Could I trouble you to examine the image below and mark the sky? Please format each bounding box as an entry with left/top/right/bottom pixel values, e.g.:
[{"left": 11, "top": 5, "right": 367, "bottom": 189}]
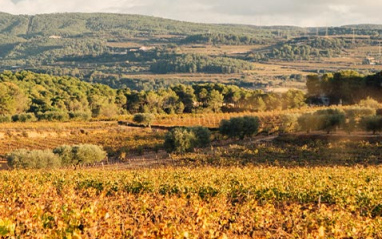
[{"left": 1, "top": 0, "right": 381, "bottom": 27}]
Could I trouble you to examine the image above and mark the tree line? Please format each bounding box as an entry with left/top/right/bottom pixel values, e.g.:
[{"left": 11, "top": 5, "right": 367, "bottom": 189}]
[
  {"left": 0, "top": 71, "right": 307, "bottom": 121},
  {"left": 124, "top": 83, "right": 306, "bottom": 114},
  {"left": 150, "top": 54, "right": 254, "bottom": 74},
  {"left": 0, "top": 71, "right": 124, "bottom": 120},
  {"left": 306, "top": 71, "right": 382, "bottom": 105},
  {"left": 247, "top": 37, "right": 352, "bottom": 62},
  {"left": 181, "top": 33, "right": 265, "bottom": 45}
]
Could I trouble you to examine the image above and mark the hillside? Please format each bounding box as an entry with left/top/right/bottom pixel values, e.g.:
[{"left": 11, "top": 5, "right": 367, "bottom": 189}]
[
  {"left": 0, "top": 12, "right": 382, "bottom": 92},
  {"left": 0, "top": 12, "right": 298, "bottom": 37}
]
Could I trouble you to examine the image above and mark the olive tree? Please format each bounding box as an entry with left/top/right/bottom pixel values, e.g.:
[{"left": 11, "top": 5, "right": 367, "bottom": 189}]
[
  {"left": 219, "top": 116, "right": 259, "bottom": 139},
  {"left": 53, "top": 144, "right": 107, "bottom": 167},
  {"left": 133, "top": 113, "right": 155, "bottom": 128},
  {"left": 7, "top": 149, "right": 61, "bottom": 169},
  {"left": 360, "top": 116, "right": 382, "bottom": 135},
  {"left": 164, "top": 126, "right": 211, "bottom": 153}
]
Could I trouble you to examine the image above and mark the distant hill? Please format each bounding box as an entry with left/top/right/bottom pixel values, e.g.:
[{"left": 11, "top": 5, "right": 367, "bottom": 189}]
[
  {"left": 0, "top": 12, "right": 305, "bottom": 69},
  {"left": 0, "top": 12, "right": 381, "bottom": 91},
  {"left": 0, "top": 12, "right": 303, "bottom": 37},
  {"left": 342, "top": 24, "right": 382, "bottom": 30}
]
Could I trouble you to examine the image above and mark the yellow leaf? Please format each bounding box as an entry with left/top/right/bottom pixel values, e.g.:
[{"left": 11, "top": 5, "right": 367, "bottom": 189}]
[{"left": 318, "top": 226, "right": 325, "bottom": 238}]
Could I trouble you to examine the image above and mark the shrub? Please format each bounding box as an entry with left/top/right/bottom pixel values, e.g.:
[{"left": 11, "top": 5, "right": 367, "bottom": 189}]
[
  {"left": 72, "top": 144, "right": 107, "bottom": 165},
  {"left": 37, "top": 111, "right": 69, "bottom": 121},
  {"left": 54, "top": 144, "right": 107, "bottom": 166},
  {"left": 314, "top": 109, "right": 346, "bottom": 134},
  {"left": 68, "top": 111, "right": 92, "bottom": 121},
  {"left": 0, "top": 115, "right": 11, "bottom": 123},
  {"left": 298, "top": 113, "right": 318, "bottom": 133},
  {"left": 12, "top": 113, "right": 37, "bottom": 122},
  {"left": 219, "top": 116, "right": 259, "bottom": 139},
  {"left": 360, "top": 116, "right": 382, "bottom": 134},
  {"left": 164, "top": 128, "right": 197, "bottom": 153},
  {"left": 133, "top": 113, "right": 155, "bottom": 127},
  {"left": 189, "top": 126, "right": 211, "bottom": 147},
  {"left": 52, "top": 145, "right": 75, "bottom": 166},
  {"left": 7, "top": 149, "right": 61, "bottom": 169},
  {"left": 279, "top": 114, "right": 299, "bottom": 133}
]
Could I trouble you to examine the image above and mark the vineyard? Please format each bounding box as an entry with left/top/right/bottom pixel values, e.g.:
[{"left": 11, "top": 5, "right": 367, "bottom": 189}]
[
  {"left": 151, "top": 107, "right": 328, "bottom": 129},
  {"left": 1, "top": 109, "right": 382, "bottom": 237},
  {"left": 0, "top": 108, "right": 313, "bottom": 157},
  {"left": 0, "top": 167, "right": 381, "bottom": 238},
  {"left": 2, "top": 11, "right": 382, "bottom": 238},
  {"left": 171, "top": 134, "right": 382, "bottom": 167},
  {"left": 0, "top": 105, "right": 376, "bottom": 163}
]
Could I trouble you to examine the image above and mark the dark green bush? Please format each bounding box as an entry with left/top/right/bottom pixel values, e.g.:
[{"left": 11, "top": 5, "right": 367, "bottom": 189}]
[
  {"left": 164, "top": 126, "right": 211, "bottom": 153},
  {"left": 360, "top": 116, "right": 382, "bottom": 134},
  {"left": 189, "top": 126, "right": 211, "bottom": 147},
  {"left": 164, "top": 127, "right": 197, "bottom": 153},
  {"left": 12, "top": 113, "right": 37, "bottom": 122},
  {"left": 133, "top": 113, "right": 155, "bottom": 127},
  {"left": 37, "top": 111, "right": 69, "bottom": 121},
  {"left": 219, "top": 116, "right": 259, "bottom": 139},
  {"left": 7, "top": 149, "right": 61, "bottom": 169}
]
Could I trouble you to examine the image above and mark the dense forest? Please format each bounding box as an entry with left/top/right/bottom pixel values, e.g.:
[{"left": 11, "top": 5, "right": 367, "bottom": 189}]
[
  {"left": 0, "top": 71, "right": 122, "bottom": 120},
  {"left": 247, "top": 37, "right": 354, "bottom": 61},
  {"left": 150, "top": 54, "right": 254, "bottom": 74},
  {"left": 181, "top": 33, "right": 267, "bottom": 45}
]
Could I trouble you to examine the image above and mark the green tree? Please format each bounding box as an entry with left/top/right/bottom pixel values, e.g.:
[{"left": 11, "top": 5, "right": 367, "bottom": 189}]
[
  {"left": 189, "top": 126, "right": 211, "bottom": 147},
  {"left": 360, "top": 116, "right": 382, "bottom": 135},
  {"left": 298, "top": 113, "right": 319, "bottom": 133},
  {"left": 7, "top": 149, "right": 61, "bottom": 169},
  {"left": 219, "top": 116, "right": 259, "bottom": 139},
  {"left": 164, "top": 127, "right": 197, "bottom": 153},
  {"left": 306, "top": 75, "right": 321, "bottom": 97},
  {"left": 282, "top": 89, "right": 306, "bottom": 110},
  {"left": 280, "top": 114, "right": 299, "bottom": 133},
  {"left": 53, "top": 144, "right": 107, "bottom": 167},
  {"left": 314, "top": 109, "right": 346, "bottom": 134},
  {"left": 133, "top": 113, "right": 155, "bottom": 127},
  {"left": 0, "top": 82, "right": 29, "bottom": 115},
  {"left": 207, "top": 90, "right": 224, "bottom": 112},
  {"left": 164, "top": 126, "right": 211, "bottom": 153}
]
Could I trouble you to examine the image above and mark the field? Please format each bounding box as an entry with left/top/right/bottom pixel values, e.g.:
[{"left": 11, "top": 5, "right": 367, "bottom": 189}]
[
  {"left": 2, "top": 13, "right": 382, "bottom": 238},
  {"left": 1, "top": 109, "right": 382, "bottom": 237},
  {"left": 1, "top": 167, "right": 382, "bottom": 238},
  {"left": 0, "top": 107, "right": 325, "bottom": 159},
  {"left": 98, "top": 38, "right": 382, "bottom": 93},
  {"left": 0, "top": 121, "right": 167, "bottom": 171}
]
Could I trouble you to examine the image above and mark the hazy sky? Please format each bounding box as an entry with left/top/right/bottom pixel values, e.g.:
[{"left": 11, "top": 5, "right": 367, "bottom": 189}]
[{"left": 1, "top": 0, "right": 382, "bottom": 27}]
